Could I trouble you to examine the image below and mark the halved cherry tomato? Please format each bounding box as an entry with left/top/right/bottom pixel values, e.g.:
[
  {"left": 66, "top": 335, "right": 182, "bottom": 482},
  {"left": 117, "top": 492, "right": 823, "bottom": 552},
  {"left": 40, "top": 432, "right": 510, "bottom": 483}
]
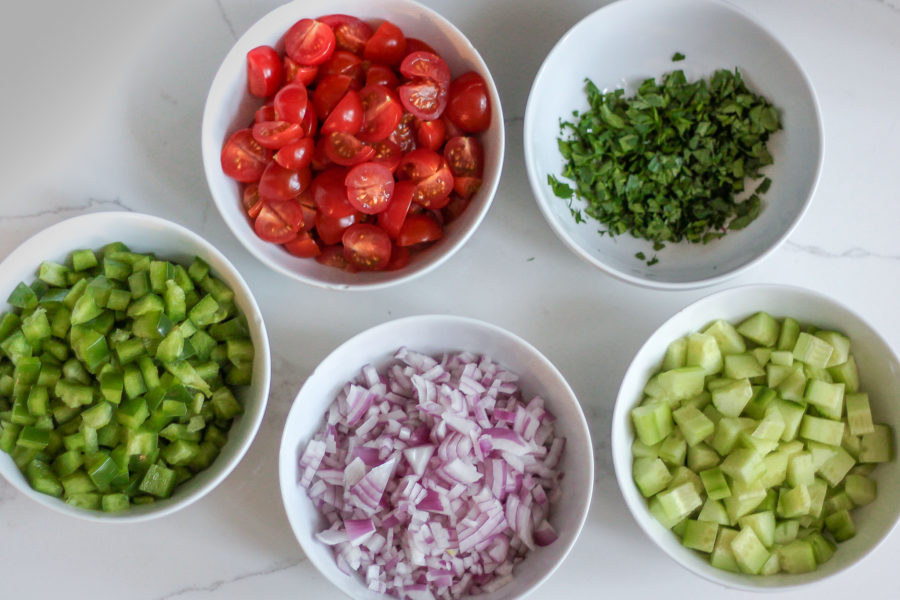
[
  {"left": 345, "top": 162, "right": 395, "bottom": 214},
  {"left": 323, "top": 131, "right": 375, "bottom": 166},
  {"left": 321, "top": 89, "right": 364, "bottom": 135},
  {"left": 300, "top": 102, "right": 318, "bottom": 138},
  {"left": 283, "top": 230, "right": 321, "bottom": 257},
  {"left": 221, "top": 129, "right": 270, "bottom": 182},
  {"left": 370, "top": 139, "right": 402, "bottom": 172},
  {"left": 258, "top": 162, "right": 311, "bottom": 202},
  {"left": 358, "top": 85, "right": 403, "bottom": 143},
  {"left": 297, "top": 190, "right": 317, "bottom": 231},
  {"left": 446, "top": 71, "right": 491, "bottom": 133},
  {"left": 383, "top": 244, "right": 410, "bottom": 270},
  {"left": 251, "top": 120, "right": 305, "bottom": 149},
  {"left": 318, "top": 14, "right": 373, "bottom": 55},
  {"left": 319, "top": 50, "right": 364, "bottom": 86},
  {"left": 284, "top": 57, "right": 318, "bottom": 86},
  {"left": 400, "top": 51, "right": 450, "bottom": 88},
  {"left": 364, "top": 21, "right": 406, "bottom": 65},
  {"left": 378, "top": 179, "right": 414, "bottom": 238},
  {"left": 316, "top": 244, "right": 357, "bottom": 271},
  {"left": 315, "top": 211, "right": 359, "bottom": 245},
  {"left": 396, "top": 148, "right": 442, "bottom": 181},
  {"left": 365, "top": 63, "right": 399, "bottom": 88},
  {"left": 274, "top": 83, "right": 309, "bottom": 124},
  {"left": 441, "top": 193, "right": 470, "bottom": 223},
  {"left": 310, "top": 167, "right": 349, "bottom": 209},
  {"left": 415, "top": 118, "right": 446, "bottom": 151},
  {"left": 255, "top": 102, "right": 277, "bottom": 123},
  {"left": 313, "top": 74, "right": 355, "bottom": 118},
  {"left": 443, "top": 136, "right": 484, "bottom": 177},
  {"left": 412, "top": 163, "right": 454, "bottom": 209},
  {"left": 342, "top": 223, "right": 392, "bottom": 270},
  {"left": 404, "top": 38, "right": 436, "bottom": 56},
  {"left": 284, "top": 19, "right": 336, "bottom": 66},
  {"left": 398, "top": 79, "right": 448, "bottom": 120},
  {"left": 254, "top": 199, "right": 303, "bottom": 243},
  {"left": 397, "top": 213, "right": 443, "bottom": 246},
  {"left": 242, "top": 183, "right": 263, "bottom": 219},
  {"left": 274, "top": 137, "right": 315, "bottom": 170},
  {"left": 247, "top": 46, "right": 283, "bottom": 98},
  {"left": 453, "top": 176, "right": 482, "bottom": 200},
  {"left": 389, "top": 112, "right": 417, "bottom": 152}
]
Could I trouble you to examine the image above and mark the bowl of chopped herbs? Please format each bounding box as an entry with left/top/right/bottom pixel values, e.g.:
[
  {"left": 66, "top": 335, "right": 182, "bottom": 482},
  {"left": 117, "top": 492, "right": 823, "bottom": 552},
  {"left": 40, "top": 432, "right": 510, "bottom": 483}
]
[{"left": 524, "top": 0, "right": 823, "bottom": 289}]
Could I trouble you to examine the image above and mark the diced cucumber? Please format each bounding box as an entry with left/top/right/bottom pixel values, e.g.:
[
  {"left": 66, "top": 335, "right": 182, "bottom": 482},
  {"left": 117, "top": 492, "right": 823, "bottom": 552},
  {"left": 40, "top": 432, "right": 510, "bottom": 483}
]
[
  {"left": 737, "top": 312, "right": 779, "bottom": 348},
  {"left": 657, "top": 366, "right": 707, "bottom": 401},
  {"left": 845, "top": 393, "right": 874, "bottom": 436},
  {"left": 859, "top": 424, "right": 893, "bottom": 463},
  {"left": 778, "top": 539, "right": 817, "bottom": 574},
  {"left": 824, "top": 509, "right": 855, "bottom": 542},
  {"left": 731, "top": 526, "right": 770, "bottom": 574},
  {"left": 682, "top": 519, "right": 719, "bottom": 553},
  {"left": 843, "top": 473, "right": 877, "bottom": 507},
  {"left": 633, "top": 457, "right": 672, "bottom": 498},
  {"left": 686, "top": 333, "right": 723, "bottom": 375},
  {"left": 710, "top": 527, "right": 741, "bottom": 573},
  {"left": 700, "top": 467, "right": 731, "bottom": 501},
  {"left": 631, "top": 401, "right": 673, "bottom": 446},
  {"left": 711, "top": 378, "right": 753, "bottom": 418},
  {"left": 724, "top": 353, "right": 765, "bottom": 379},
  {"left": 672, "top": 405, "right": 715, "bottom": 447},
  {"left": 792, "top": 333, "right": 833, "bottom": 369},
  {"left": 738, "top": 511, "right": 776, "bottom": 548},
  {"left": 662, "top": 337, "right": 687, "bottom": 370}
]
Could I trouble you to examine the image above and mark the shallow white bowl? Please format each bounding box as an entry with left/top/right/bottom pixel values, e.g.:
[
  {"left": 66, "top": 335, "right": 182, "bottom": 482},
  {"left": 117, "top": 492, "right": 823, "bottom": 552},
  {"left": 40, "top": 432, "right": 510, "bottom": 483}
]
[
  {"left": 279, "top": 315, "right": 593, "bottom": 599},
  {"left": 524, "top": 0, "right": 823, "bottom": 290},
  {"left": 611, "top": 284, "right": 900, "bottom": 590},
  {"left": 202, "top": 0, "right": 504, "bottom": 291},
  {"left": 0, "top": 211, "right": 271, "bottom": 523}
]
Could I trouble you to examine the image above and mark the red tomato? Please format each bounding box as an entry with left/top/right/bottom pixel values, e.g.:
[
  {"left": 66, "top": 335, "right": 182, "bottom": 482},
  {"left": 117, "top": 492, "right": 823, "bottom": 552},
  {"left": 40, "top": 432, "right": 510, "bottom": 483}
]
[
  {"left": 389, "top": 112, "right": 417, "bottom": 152},
  {"left": 284, "top": 19, "right": 336, "bottom": 66},
  {"left": 397, "top": 213, "right": 443, "bottom": 247},
  {"left": 384, "top": 244, "right": 410, "bottom": 270},
  {"left": 446, "top": 71, "right": 491, "bottom": 133},
  {"left": 315, "top": 212, "right": 359, "bottom": 246},
  {"left": 358, "top": 85, "right": 403, "bottom": 143},
  {"left": 398, "top": 79, "right": 448, "bottom": 120},
  {"left": 342, "top": 224, "right": 392, "bottom": 270},
  {"left": 283, "top": 230, "right": 321, "bottom": 257},
  {"left": 453, "top": 176, "right": 482, "bottom": 200},
  {"left": 284, "top": 57, "right": 318, "bottom": 86},
  {"left": 322, "top": 131, "right": 375, "bottom": 166},
  {"left": 364, "top": 21, "right": 407, "bottom": 66},
  {"left": 370, "top": 139, "right": 402, "bottom": 172},
  {"left": 310, "top": 167, "right": 349, "bottom": 209},
  {"left": 254, "top": 199, "right": 303, "bottom": 244},
  {"left": 415, "top": 118, "right": 446, "bottom": 151},
  {"left": 318, "top": 14, "right": 373, "bottom": 55},
  {"left": 412, "top": 163, "right": 454, "bottom": 209},
  {"left": 405, "top": 38, "right": 436, "bottom": 56},
  {"left": 297, "top": 191, "right": 317, "bottom": 231},
  {"left": 345, "top": 162, "right": 395, "bottom": 214},
  {"left": 274, "top": 83, "right": 309, "bottom": 124},
  {"left": 365, "top": 63, "right": 399, "bottom": 88},
  {"left": 400, "top": 52, "right": 450, "bottom": 88},
  {"left": 441, "top": 113, "right": 465, "bottom": 139},
  {"left": 441, "top": 193, "right": 470, "bottom": 223},
  {"left": 300, "top": 101, "right": 318, "bottom": 138},
  {"left": 316, "top": 244, "right": 357, "bottom": 271},
  {"left": 378, "top": 179, "right": 414, "bottom": 238},
  {"left": 258, "top": 162, "right": 311, "bottom": 202},
  {"left": 319, "top": 50, "right": 364, "bottom": 86},
  {"left": 397, "top": 148, "right": 442, "bottom": 181},
  {"left": 247, "top": 46, "right": 283, "bottom": 98},
  {"left": 221, "top": 129, "right": 271, "bottom": 182},
  {"left": 255, "top": 102, "right": 277, "bottom": 123},
  {"left": 251, "top": 120, "right": 305, "bottom": 149},
  {"left": 443, "top": 136, "right": 484, "bottom": 177},
  {"left": 321, "top": 89, "right": 364, "bottom": 135},
  {"left": 313, "top": 74, "right": 355, "bottom": 118},
  {"left": 274, "top": 137, "right": 315, "bottom": 170},
  {"left": 242, "top": 184, "right": 263, "bottom": 219}
]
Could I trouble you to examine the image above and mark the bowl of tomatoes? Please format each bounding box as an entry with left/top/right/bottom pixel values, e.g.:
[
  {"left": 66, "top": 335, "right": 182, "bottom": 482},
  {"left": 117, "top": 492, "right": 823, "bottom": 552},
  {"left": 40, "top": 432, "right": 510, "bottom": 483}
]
[{"left": 202, "top": 0, "right": 504, "bottom": 290}]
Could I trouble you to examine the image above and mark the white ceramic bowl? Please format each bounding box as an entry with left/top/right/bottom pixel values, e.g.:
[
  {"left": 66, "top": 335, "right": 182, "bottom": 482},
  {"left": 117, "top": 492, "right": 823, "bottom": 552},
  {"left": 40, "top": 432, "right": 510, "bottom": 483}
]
[
  {"left": 611, "top": 284, "right": 900, "bottom": 590},
  {"left": 279, "top": 315, "right": 593, "bottom": 599},
  {"left": 202, "top": 0, "right": 504, "bottom": 291},
  {"left": 0, "top": 211, "right": 271, "bottom": 522},
  {"left": 524, "top": 0, "right": 823, "bottom": 290}
]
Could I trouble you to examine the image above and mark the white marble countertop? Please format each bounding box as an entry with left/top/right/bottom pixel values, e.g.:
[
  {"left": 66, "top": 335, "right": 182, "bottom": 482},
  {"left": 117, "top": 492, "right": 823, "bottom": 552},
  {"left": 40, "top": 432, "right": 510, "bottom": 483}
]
[{"left": 1, "top": 0, "right": 899, "bottom": 598}]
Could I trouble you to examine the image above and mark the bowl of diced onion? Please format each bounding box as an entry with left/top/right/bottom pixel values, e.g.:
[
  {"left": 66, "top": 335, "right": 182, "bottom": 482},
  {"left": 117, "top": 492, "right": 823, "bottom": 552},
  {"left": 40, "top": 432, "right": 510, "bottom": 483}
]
[
  {"left": 611, "top": 284, "right": 900, "bottom": 590},
  {"left": 278, "top": 314, "right": 593, "bottom": 599}
]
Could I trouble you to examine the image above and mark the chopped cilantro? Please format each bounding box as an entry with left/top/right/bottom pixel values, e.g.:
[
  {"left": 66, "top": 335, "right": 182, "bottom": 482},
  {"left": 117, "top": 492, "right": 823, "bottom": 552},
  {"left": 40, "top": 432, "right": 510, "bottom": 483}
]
[{"left": 672, "top": 51, "right": 686, "bottom": 61}]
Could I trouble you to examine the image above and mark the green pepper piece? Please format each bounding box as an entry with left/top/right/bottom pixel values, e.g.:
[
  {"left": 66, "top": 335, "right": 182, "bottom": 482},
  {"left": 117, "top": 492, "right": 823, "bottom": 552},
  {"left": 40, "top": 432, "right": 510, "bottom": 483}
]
[
  {"left": 17, "top": 426, "right": 51, "bottom": 450},
  {"left": 8, "top": 282, "right": 38, "bottom": 310},
  {"left": 101, "top": 493, "right": 130, "bottom": 512},
  {"left": 149, "top": 261, "right": 175, "bottom": 294},
  {"left": 71, "top": 249, "right": 99, "bottom": 272},
  {"left": 210, "top": 388, "right": 243, "bottom": 420},
  {"left": 164, "top": 280, "right": 186, "bottom": 323},
  {"left": 117, "top": 396, "right": 149, "bottom": 429},
  {"left": 163, "top": 360, "right": 211, "bottom": 397},
  {"left": 155, "top": 328, "right": 184, "bottom": 363},
  {"left": 26, "top": 458, "right": 63, "bottom": 497},
  {"left": 51, "top": 449, "right": 84, "bottom": 478},
  {"left": 0, "top": 312, "right": 21, "bottom": 341},
  {"left": 128, "top": 270, "right": 151, "bottom": 300},
  {"left": 54, "top": 379, "right": 94, "bottom": 408},
  {"left": 38, "top": 261, "right": 70, "bottom": 287},
  {"left": 106, "top": 288, "right": 132, "bottom": 312},
  {"left": 81, "top": 401, "right": 113, "bottom": 429},
  {"left": 122, "top": 364, "right": 146, "bottom": 399},
  {"left": 99, "top": 370, "right": 124, "bottom": 405},
  {"left": 187, "top": 257, "right": 210, "bottom": 283},
  {"left": 103, "top": 258, "right": 131, "bottom": 282},
  {"left": 72, "top": 326, "right": 110, "bottom": 373},
  {"left": 26, "top": 385, "right": 50, "bottom": 417},
  {"left": 139, "top": 463, "right": 176, "bottom": 498},
  {"left": 70, "top": 293, "right": 103, "bottom": 325}
]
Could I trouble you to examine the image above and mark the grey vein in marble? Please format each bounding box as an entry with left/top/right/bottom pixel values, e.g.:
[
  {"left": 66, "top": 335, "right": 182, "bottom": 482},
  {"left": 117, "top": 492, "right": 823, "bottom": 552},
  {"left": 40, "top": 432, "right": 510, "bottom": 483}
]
[
  {"left": 786, "top": 240, "right": 900, "bottom": 261},
  {"left": 214, "top": 0, "right": 238, "bottom": 39},
  {"left": 154, "top": 558, "right": 304, "bottom": 600},
  {"left": 1, "top": 197, "right": 134, "bottom": 221}
]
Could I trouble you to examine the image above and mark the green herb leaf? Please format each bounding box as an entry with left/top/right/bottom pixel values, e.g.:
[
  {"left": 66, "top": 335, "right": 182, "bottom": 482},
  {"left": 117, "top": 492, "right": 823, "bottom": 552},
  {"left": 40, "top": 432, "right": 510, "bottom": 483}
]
[{"left": 672, "top": 51, "right": 686, "bottom": 62}]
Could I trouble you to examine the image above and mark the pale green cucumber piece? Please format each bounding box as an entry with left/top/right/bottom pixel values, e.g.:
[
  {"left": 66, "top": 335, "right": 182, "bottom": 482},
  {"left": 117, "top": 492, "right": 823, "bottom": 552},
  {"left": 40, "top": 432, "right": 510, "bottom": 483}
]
[
  {"left": 703, "top": 319, "right": 746, "bottom": 355},
  {"left": 686, "top": 333, "right": 722, "bottom": 375},
  {"left": 658, "top": 429, "right": 687, "bottom": 467},
  {"left": 774, "top": 520, "right": 800, "bottom": 544},
  {"left": 859, "top": 424, "right": 893, "bottom": 463},
  {"left": 824, "top": 509, "right": 855, "bottom": 542},
  {"left": 828, "top": 355, "right": 859, "bottom": 393},
  {"left": 720, "top": 448, "right": 765, "bottom": 483},
  {"left": 842, "top": 429, "right": 861, "bottom": 460},
  {"left": 818, "top": 446, "right": 855, "bottom": 487},
  {"left": 766, "top": 363, "right": 792, "bottom": 388},
  {"left": 698, "top": 497, "right": 730, "bottom": 526},
  {"left": 700, "top": 467, "right": 731, "bottom": 500},
  {"left": 739, "top": 430, "right": 778, "bottom": 456},
  {"left": 631, "top": 401, "right": 673, "bottom": 446},
  {"left": 815, "top": 330, "right": 850, "bottom": 368},
  {"left": 744, "top": 386, "right": 777, "bottom": 420},
  {"left": 682, "top": 518, "right": 718, "bottom": 553},
  {"left": 737, "top": 312, "right": 779, "bottom": 348},
  {"left": 750, "top": 348, "right": 771, "bottom": 369},
  {"left": 648, "top": 496, "right": 683, "bottom": 529},
  {"left": 642, "top": 375, "right": 667, "bottom": 399},
  {"left": 760, "top": 550, "right": 781, "bottom": 575},
  {"left": 758, "top": 450, "right": 789, "bottom": 489},
  {"left": 752, "top": 408, "right": 786, "bottom": 442},
  {"left": 806, "top": 441, "right": 837, "bottom": 469},
  {"left": 672, "top": 518, "right": 689, "bottom": 538},
  {"left": 724, "top": 480, "right": 767, "bottom": 523},
  {"left": 777, "top": 317, "right": 800, "bottom": 352},
  {"left": 712, "top": 417, "right": 756, "bottom": 456},
  {"left": 807, "top": 478, "right": 828, "bottom": 518},
  {"left": 658, "top": 481, "right": 703, "bottom": 522},
  {"left": 776, "top": 366, "right": 808, "bottom": 402},
  {"left": 672, "top": 405, "right": 715, "bottom": 447},
  {"left": 769, "top": 350, "right": 793, "bottom": 367},
  {"left": 711, "top": 378, "right": 753, "bottom": 417},
  {"left": 824, "top": 491, "right": 854, "bottom": 516},
  {"left": 657, "top": 366, "right": 707, "bottom": 401},
  {"left": 724, "top": 353, "right": 765, "bottom": 379},
  {"left": 777, "top": 485, "right": 811, "bottom": 519},
  {"left": 731, "top": 526, "right": 771, "bottom": 574},
  {"left": 687, "top": 442, "right": 721, "bottom": 472},
  {"left": 803, "top": 379, "right": 844, "bottom": 421},
  {"left": 806, "top": 532, "right": 836, "bottom": 565},
  {"left": 631, "top": 438, "right": 660, "bottom": 459},
  {"left": 701, "top": 403, "right": 723, "bottom": 427},
  {"left": 738, "top": 510, "right": 776, "bottom": 547},
  {"left": 844, "top": 473, "right": 877, "bottom": 506},
  {"left": 684, "top": 391, "right": 711, "bottom": 412},
  {"left": 787, "top": 452, "right": 815, "bottom": 487},
  {"left": 792, "top": 332, "right": 833, "bottom": 369},
  {"left": 845, "top": 392, "right": 874, "bottom": 436},
  {"left": 662, "top": 337, "right": 687, "bottom": 370},
  {"left": 710, "top": 527, "right": 741, "bottom": 573},
  {"left": 778, "top": 539, "right": 817, "bottom": 574},
  {"left": 799, "top": 415, "right": 844, "bottom": 446},
  {"left": 666, "top": 466, "right": 704, "bottom": 496}
]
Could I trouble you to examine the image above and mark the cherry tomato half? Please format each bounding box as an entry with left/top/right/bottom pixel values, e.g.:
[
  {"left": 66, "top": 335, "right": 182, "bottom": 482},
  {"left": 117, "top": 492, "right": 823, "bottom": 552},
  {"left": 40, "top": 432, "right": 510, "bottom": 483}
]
[
  {"left": 321, "top": 89, "right": 364, "bottom": 136},
  {"left": 364, "top": 21, "right": 407, "bottom": 66},
  {"left": 400, "top": 51, "right": 451, "bottom": 88},
  {"left": 251, "top": 120, "right": 305, "bottom": 149},
  {"left": 283, "top": 230, "right": 321, "bottom": 257},
  {"left": 378, "top": 179, "right": 414, "bottom": 238},
  {"left": 358, "top": 85, "right": 403, "bottom": 143},
  {"left": 258, "top": 162, "right": 311, "bottom": 202},
  {"left": 284, "top": 19, "right": 336, "bottom": 66},
  {"left": 443, "top": 136, "right": 484, "bottom": 177},
  {"left": 284, "top": 57, "right": 318, "bottom": 86},
  {"left": 398, "top": 78, "right": 448, "bottom": 121},
  {"left": 446, "top": 71, "right": 491, "bottom": 133},
  {"left": 274, "top": 83, "right": 309, "bottom": 124},
  {"left": 415, "top": 118, "right": 446, "bottom": 152},
  {"left": 318, "top": 14, "right": 373, "bottom": 55},
  {"left": 242, "top": 183, "right": 263, "bottom": 219},
  {"left": 345, "top": 162, "right": 395, "bottom": 214},
  {"left": 397, "top": 213, "right": 443, "bottom": 247},
  {"left": 247, "top": 45, "right": 283, "bottom": 98},
  {"left": 254, "top": 199, "right": 304, "bottom": 244},
  {"left": 323, "top": 131, "right": 375, "bottom": 166},
  {"left": 274, "top": 137, "right": 315, "bottom": 170},
  {"left": 221, "top": 129, "right": 271, "bottom": 182},
  {"left": 342, "top": 223, "right": 392, "bottom": 270}
]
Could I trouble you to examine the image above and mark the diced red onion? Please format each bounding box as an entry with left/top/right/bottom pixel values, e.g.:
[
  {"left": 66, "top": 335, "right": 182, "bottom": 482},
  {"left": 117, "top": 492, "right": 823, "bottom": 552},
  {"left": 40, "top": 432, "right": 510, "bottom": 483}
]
[{"left": 297, "top": 348, "right": 565, "bottom": 599}]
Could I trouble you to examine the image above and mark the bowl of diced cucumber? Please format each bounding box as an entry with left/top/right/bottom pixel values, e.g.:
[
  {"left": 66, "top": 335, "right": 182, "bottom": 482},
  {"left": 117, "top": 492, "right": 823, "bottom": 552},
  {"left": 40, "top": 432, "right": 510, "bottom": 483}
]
[
  {"left": 0, "top": 211, "right": 271, "bottom": 522},
  {"left": 611, "top": 284, "right": 899, "bottom": 590}
]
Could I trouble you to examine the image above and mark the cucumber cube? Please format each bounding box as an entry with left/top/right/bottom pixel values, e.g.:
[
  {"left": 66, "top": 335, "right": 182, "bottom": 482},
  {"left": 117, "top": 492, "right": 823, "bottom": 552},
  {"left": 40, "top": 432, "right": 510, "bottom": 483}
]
[
  {"left": 824, "top": 509, "right": 856, "bottom": 542},
  {"left": 698, "top": 498, "right": 730, "bottom": 526},
  {"left": 731, "top": 526, "right": 770, "bottom": 574},
  {"left": 710, "top": 527, "right": 741, "bottom": 573},
  {"left": 777, "top": 485, "right": 811, "bottom": 519},
  {"left": 703, "top": 319, "right": 747, "bottom": 355},
  {"left": 803, "top": 379, "right": 844, "bottom": 421},
  {"left": 658, "top": 482, "right": 703, "bottom": 522},
  {"left": 682, "top": 519, "right": 719, "bottom": 553},
  {"left": 738, "top": 510, "right": 776, "bottom": 548},
  {"left": 700, "top": 467, "right": 731, "bottom": 500},
  {"left": 658, "top": 430, "right": 687, "bottom": 467},
  {"left": 725, "top": 480, "right": 767, "bottom": 523},
  {"left": 631, "top": 402, "right": 673, "bottom": 446},
  {"left": 828, "top": 355, "right": 859, "bottom": 393},
  {"left": 686, "top": 332, "right": 723, "bottom": 375},
  {"left": 818, "top": 446, "right": 856, "bottom": 487},
  {"left": 662, "top": 337, "right": 687, "bottom": 370},
  {"left": 806, "top": 532, "right": 836, "bottom": 565},
  {"left": 712, "top": 417, "right": 756, "bottom": 456},
  {"left": 774, "top": 519, "right": 800, "bottom": 544},
  {"left": 724, "top": 353, "right": 765, "bottom": 379},
  {"left": 672, "top": 405, "right": 715, "bottom": 447},
  {"left": 814, "top": 330, "right": 850, "bottom": 368},
  {"left": 859, "top": 424, "right": 893, "bottom": 463},
  {"left": 845, "top": 392, "right": 874, "bottom": 436},
  {"left": 657, "top": 366, "right": 707, "bottom": 401},
  {"left": 711, "top": 378, "right": 753, "bottom": 417},
  {"left": 687, "top": 442, "right": 721, "bottom": 472},
  {"left": 844, "top": 473, "right": 877, "bottom": 507},
  {"left": 633, "top": 457, "right": 672, "bottom": 497},
  {"left": 737, "top": 312, "right": 779, "bottom": 347},
  {"left": 778, "top": 539, "right": 817, "bottom": 574},
  {"left": 792, "top": 332, "right": 833, "bottom": 369},
  {"left": 799, "top": 415, "right": 844, "bottom": 446},
  {"left": 720, "top": 448, "right": 764, "bottom": 483}
]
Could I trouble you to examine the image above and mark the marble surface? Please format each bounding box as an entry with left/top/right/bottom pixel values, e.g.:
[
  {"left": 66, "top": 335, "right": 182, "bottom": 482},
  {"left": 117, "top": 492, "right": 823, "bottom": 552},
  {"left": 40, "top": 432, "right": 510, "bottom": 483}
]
[{"left": 1, "top": 0, "right": 899, "bottom": 598}]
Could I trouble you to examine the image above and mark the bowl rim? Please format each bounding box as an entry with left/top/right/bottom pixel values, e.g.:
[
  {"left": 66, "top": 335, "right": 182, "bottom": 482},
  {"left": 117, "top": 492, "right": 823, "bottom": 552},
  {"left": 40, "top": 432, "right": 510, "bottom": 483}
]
[
  {"left": 201, "top": 0, "right": 506, "bottom": 292},
  {"left": 0, "top": 210, "right": 272, "bottom": 523},
  {"left": 523, "top": 0, "right": 825, "bottom": 291},
  {"left": 278, "top": 313, "right": 594, "bottom": 598},
  {"left": 610, "top": 283, "right": 900, "bottom": 590}
]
